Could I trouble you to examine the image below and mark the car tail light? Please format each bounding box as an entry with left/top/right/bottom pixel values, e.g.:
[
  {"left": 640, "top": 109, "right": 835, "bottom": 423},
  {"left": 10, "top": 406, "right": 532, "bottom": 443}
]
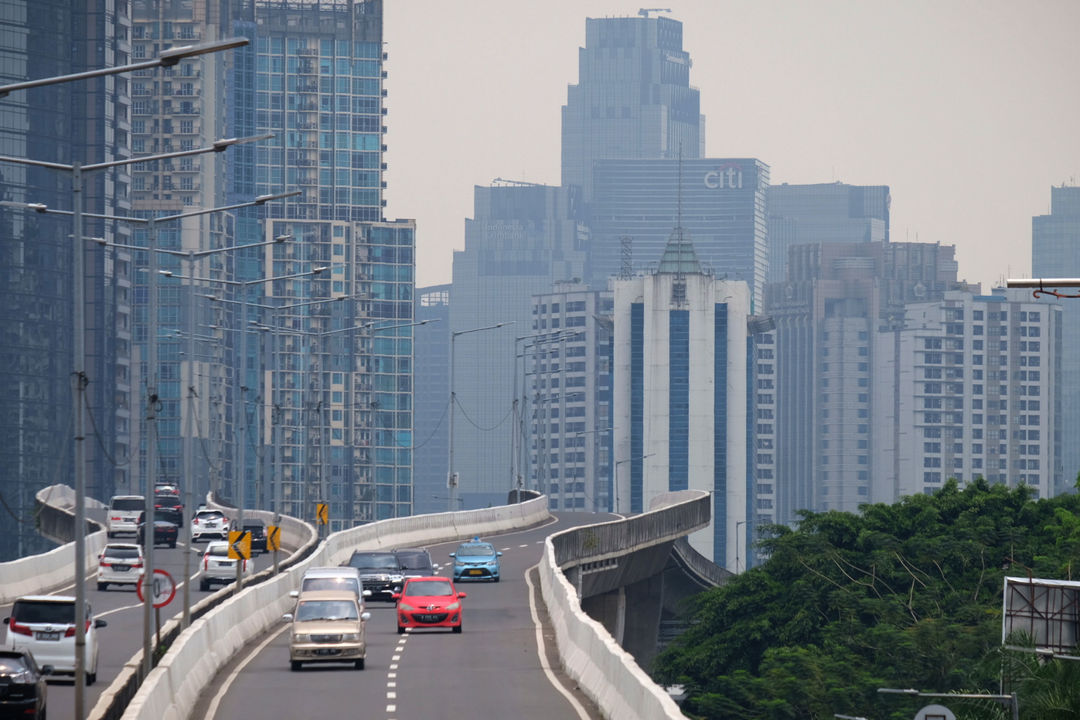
[
  {"left": 110, "top": 516, "right": 121, "bottom": 522},
  {"left": 133, "top": 561, "right": 144, "bottom": 569},
  {"left": 203, "top": 556, "right": 209, "bottom": 572},
  {"left": 63, "top": 621, "right": 92, "bottom": 638},
  {"left": 100, "top": 561, "right": 111, "bottom": 568},
  {"left": 8, "top": 620, "right": 32, "bottom": 636},
  {"left": 193, "top": 517, "right": 200, "bottom": 525},
  {"left": 154, "top": 504, "right": 162, "bottom": 509},
  {"left": 242, "top": 558, "right": 247, "bottom": 572}
]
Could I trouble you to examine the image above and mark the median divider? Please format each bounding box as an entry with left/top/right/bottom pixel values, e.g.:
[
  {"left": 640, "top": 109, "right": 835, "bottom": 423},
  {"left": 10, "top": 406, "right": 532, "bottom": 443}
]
[{"left": 120, "top": 498, "right": 551, "bottom": 720}]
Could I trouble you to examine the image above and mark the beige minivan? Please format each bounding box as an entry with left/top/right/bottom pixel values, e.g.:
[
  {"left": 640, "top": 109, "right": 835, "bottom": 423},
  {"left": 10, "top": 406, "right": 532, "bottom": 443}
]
[{"left": 283, "top": 590, "right": 370, "bottom": 671}]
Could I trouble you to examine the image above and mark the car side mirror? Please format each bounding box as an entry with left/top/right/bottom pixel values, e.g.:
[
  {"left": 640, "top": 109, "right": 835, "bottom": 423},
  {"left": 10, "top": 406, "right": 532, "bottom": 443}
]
[
  {"left": 2, "top": 617, "right": 8, "bottom": 625},
  {"left": 458, "top": 592, "right": 467, "bottom": 599},
  {"left": 362, "top": 589, "right": 372, "bottom": 598},
  {"left": 41, "top": 665, "right": 53, "bottom": 676},
  {"left": 448, "top": 552, "right": 456, "bottom": 558},
  {"left": 391, "top": 593, "right": 401, "bottom": 601},
  {"left": 282, "top": 613, "right": 294, "bottom": 622},
  {"left": 496, "top": 551, "right": 503, "bottom": 556},
  {"left": 289, "top": 590, "right": 299, "bottom": 599},
  {"left": 95, "top": 619, "right": 107, "bottom": 628},
  {"left": 360, "top": 612, "right": 371, "bottom": 621}
]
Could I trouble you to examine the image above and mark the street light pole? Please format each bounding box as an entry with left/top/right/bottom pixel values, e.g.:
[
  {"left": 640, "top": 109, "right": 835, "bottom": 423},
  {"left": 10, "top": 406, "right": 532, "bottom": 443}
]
[
  {"left": 735, "top": 519, "right": 746, "bottom": 574},
  {"left": 878, "top": 687, "right": 1019, "bottom": 720},
  {"left": 614, "top": 453, "right": 655, "bottom": 514},
  {"left": 447, "top": 322, "right": 514, "bottom": 512}
]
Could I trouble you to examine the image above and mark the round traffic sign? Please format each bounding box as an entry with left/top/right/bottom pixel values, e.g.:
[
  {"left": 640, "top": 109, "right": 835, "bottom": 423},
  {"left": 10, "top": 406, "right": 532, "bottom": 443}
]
[{"left": 136, "top": 568, "right": 177, "bottom": 608}]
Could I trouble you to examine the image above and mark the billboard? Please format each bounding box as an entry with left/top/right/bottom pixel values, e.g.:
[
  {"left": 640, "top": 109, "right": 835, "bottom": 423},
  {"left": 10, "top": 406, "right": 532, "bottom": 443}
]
[{"left": 1002, "top": 576, "right": 1080, "bottom": 653}]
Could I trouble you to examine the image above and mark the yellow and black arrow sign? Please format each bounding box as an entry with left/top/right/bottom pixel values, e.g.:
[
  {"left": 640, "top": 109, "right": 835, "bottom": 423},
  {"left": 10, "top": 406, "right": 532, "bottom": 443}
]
[
  {"left": 316, "top": 503, "right": 328, "bottom": 525},
  {"left": 228, "top": 530, "right": 251, "bottom": 560},
  {"left": 266, "top": 525, "right": 281, "bottom": 552}
]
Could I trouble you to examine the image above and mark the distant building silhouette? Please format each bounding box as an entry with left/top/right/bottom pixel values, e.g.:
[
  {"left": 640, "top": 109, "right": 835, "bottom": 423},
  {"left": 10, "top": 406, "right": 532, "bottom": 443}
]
[{"left": 1031, "top": 185, "right": 1080, "bottom": 485}]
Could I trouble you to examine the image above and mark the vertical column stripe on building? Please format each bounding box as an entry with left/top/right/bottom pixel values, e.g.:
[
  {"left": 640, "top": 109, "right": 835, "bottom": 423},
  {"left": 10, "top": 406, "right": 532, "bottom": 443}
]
[
  {"left": 630, "top": 302, "right": 644, "bottom": 513},
  {"left": 713, "top": 303, "right": 728, "bottom": 560},
  {"left": 669, "top": 310, "right": 689, "bottom": 492}
]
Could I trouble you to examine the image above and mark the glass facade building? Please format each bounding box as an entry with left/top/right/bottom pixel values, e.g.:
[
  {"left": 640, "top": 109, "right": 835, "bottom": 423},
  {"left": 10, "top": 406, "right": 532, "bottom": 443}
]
[
  {"left": 1031, "top": 186, "right": 1080, "bottom": 484},
  {"left": 0, "top": 0, "right": 132, "bottom": 559}
]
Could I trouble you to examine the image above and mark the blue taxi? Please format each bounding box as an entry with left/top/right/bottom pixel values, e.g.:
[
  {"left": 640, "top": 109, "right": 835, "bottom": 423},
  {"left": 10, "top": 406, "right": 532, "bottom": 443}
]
[{"left": 449, "top": 537, "right": 502, "bottom": 582}]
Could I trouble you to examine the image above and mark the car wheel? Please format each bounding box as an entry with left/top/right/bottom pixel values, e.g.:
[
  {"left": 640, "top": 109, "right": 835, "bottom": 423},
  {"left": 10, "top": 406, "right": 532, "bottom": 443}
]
[
  {"left": 290, "top": 661, "right": 301, "bottom": 672},
  {"left": 397, "top": 624, "right": 405, "bottom": 635},
  {"left": 494, "top": 576, "right": 500, "bottom": 583},
  {"left": 354, "top": 658, "right": 365, "bottom": 670},
  {"left": 106, "top": 531, "right": 113, "bottom": 539},
  {"left": 200, "top": 579, "right": 210, "bottom": 592},
  {"left": 97, "top": 582, "right": 107, "bottom": 591},
  {"left": 169, "top": 541, "right": 176, "bottom": 548},
  {"left": 452, "top": 623, "right": 462, "bottom": 634},
  {"left": 87, "top": 670, "right": 96, "bottom": 685}
]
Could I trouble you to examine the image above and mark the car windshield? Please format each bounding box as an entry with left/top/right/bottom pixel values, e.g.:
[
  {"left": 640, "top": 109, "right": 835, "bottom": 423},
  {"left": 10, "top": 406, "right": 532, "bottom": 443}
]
[
  {"left": 207, "top": 545, "right": 230, "bottom": 557},
  {"left": 349, "top": 554, "right": 399, "bottom": 570},
  {"left": 405, "top": 580, "right": 453, "bottom": 597},
  {"left": 104, "top": 547, "right": 140, "bottom": 559},
  {"left": 155, "top": 495, "right": 179, "bottom": 504},
  {"left": 196, "top": 512, "right": 224, "bottom": 521},
  {"left": 0, "top": 655, "right": 31, "bottom": 674},
  {"left": 303, "top": 578, "right": 360, "bottom": 594},
  {"left": 243, "top": 524, "right": 264, "bottom": 533},
  {"left": 12, "top": 600, "right": 75, "bottom": 624},
  {"left": 295, "top": 600, "right": 358, "bottom": 622},
  {"left": 396, "top": 552, "right": 432, "bottom": 570},
  {"left": 457, "top": 544, "right": 494, "bottom": 557},
  {"left": 111, "top": 497, "right": 144, "bottom": 511}
]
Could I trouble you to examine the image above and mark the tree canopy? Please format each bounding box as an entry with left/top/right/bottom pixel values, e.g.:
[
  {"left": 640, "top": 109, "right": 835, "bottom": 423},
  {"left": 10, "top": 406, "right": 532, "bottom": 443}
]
[{"left": 652, "top": 479, "right": 1080, "bottom": 719}]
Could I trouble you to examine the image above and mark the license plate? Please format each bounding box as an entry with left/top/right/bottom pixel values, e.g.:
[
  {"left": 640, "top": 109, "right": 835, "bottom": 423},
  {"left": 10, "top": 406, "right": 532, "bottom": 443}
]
[
  {"left": 114, "top": 564, "right": 130, "bottom": 572},
  {"left": 215, "top": 561, "right": 231, "bottom": 568},
  {"left": 314, "top": 648, "right": 340, "bottom": 656},
  {"left": 36, "top": 632, "right": 60, "bottom": 641},
  {"left": 468, "top": 569, "right": 483, "bottom": 575}
]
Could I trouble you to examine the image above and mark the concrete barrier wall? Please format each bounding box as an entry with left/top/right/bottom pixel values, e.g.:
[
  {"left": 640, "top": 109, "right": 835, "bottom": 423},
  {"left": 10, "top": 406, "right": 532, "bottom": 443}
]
[
  {"left": 538, "top": 531, "right": 687, "bottom": 720},
  {"left": 0, "top": 485, "right": 109, "bottom": 605},
  {"left": 121, "top": 499, "right": 551, "bottom": 720}
]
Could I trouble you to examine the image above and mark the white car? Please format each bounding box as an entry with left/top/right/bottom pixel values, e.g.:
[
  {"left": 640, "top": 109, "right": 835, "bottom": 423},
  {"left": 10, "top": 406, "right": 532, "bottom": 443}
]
[
  {"left": 198, "top": 541, "right": 254, "bottom": 591},
  {"left": 106, "top": 494, "right": 145, "bottom": 537},
  {"left": 2, "top": 595, "right": 107, "bottom": 684},
  {"left": 97, "top": 543, "right": 145, "bottom": 591},
  {"left": 289, "top": 567, "right": 371, "bottom": 605},
  {"left": 190, "top": 509, "right": 229, "bottom": 542}
]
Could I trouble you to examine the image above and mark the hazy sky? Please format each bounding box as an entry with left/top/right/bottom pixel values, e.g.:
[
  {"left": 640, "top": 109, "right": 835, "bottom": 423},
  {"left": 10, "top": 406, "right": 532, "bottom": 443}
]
[{"left": 382, "top": 1, "right": 1080, "bottom": 291}]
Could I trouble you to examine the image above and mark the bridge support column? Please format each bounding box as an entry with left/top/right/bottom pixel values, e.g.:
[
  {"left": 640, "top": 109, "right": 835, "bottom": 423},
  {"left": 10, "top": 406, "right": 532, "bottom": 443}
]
[{"left": 621, "top": 573, "right": 664, "bottom": 669}]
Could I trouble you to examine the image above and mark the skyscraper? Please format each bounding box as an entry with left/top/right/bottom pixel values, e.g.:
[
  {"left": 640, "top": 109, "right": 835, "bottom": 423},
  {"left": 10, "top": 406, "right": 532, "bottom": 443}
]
[
  {"left": 765, "top": 241, "right": 966, "bottom": 525},
  {"left": 0, "top": 1, "right": 132, "bottom": 559},
  {"left": 448, "top": 183, "right": 586, "bottom": 508},
  {"left": 413, "top": 285, "right": 450, "bottom": 516},
  {"left": 561, "top": 12, "right": 704, "bottom": 200},
  {"left": 587, "top": 157, "right": 770, "bottom": 306},
  {"left": 1031, "top": 185, "right": 1080, "bottom": 484},
  {"left": 611, "top": 228, "right": 752, "bottom": 568},
  {"left": 224, "top": 0, "right": 413, "bottom": 527},
  {"left": 766, "top": 182, "right": 890, "bottom": 285}
]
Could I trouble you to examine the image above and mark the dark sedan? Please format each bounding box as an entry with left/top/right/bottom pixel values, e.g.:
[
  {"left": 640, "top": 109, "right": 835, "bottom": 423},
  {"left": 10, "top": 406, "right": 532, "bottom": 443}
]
[
  {"left": 0, "top": 649, "right": 50, "bottom": 719},
  {"left": 136, "top": 511, "right": 179, "bottom": 548}
]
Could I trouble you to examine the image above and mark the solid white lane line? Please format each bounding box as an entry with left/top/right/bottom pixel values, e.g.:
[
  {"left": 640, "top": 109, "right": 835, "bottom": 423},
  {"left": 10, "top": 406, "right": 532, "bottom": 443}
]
[
  {"left": 98, "top": 602, "right": 143, "bottom": 618},
  {"left": 205, "top": 624, "right": 288, "bottom": 720},
  {"left": 525, "top": 564, "right": 591, "bottom": 720}
]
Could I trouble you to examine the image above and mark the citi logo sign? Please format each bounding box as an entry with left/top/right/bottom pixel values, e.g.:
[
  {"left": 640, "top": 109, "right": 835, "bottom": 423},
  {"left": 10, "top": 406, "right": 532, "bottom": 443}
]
[{"left": 704, "top": 164, "right": 744, "bottom": 190}]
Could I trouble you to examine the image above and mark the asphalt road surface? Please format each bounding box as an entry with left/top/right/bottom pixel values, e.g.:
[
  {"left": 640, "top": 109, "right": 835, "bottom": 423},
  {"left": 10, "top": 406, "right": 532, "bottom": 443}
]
[{"left": 193, "top": 513, "right": 613, "bottom": 720}]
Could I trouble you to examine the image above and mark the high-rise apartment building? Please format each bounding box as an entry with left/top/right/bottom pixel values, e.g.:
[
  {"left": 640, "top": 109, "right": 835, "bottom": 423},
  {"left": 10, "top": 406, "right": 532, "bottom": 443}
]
[
  {"left": 611, "top": 229, "right": 753, "bottom": 569},
  {"left": 1032, "top": 185, "right": 1080, "bottom": 484},
  {"left": 527, "top": 282, "right": 613, "bottom": 512},
  {"left": 449, "top": 183, "right": 586, "bottom": 508},
  {"left": 874, "top": 289, "right": 1063, "bottom": 501},
  {"left": 766, "top": 182, "right": 890, "bottom": 285},
  {"left": 561, "top": 12, "right": 704, "bottom": 201},
  {"left": 588, "top": 157, "right": 770, "bottom": 306},
  {"left": 222, "top": 0, "right": 413, "bottom": 527},
  {"left": 765, "top": 241, "right": 967, "bottom": 524},
  {"left": 0, "top": 2, "right": 132, "bottom": 559}
]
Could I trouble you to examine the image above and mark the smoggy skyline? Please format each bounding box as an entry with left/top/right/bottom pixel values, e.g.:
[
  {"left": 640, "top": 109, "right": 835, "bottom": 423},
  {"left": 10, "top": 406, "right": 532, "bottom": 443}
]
[{"left": 383, "top": 0, "right": 1080, "bottom": 291}]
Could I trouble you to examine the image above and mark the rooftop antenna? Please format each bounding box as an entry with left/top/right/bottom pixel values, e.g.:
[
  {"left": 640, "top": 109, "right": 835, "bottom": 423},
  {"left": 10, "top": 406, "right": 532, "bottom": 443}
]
[{"left": 638, "top": 8, "right": 672, "bottom": 18}]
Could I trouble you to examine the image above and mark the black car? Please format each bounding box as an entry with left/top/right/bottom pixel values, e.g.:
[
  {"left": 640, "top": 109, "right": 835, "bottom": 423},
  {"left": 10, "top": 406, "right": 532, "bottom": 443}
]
[
  {"left": 394, "top": 548, "right": 438, "bottom": 579},
  {"left": 153, "top": 493, "right": 184, "bottom": 522},
  {"left": 241, "top": 520, "right": 268, "bottom": 554},
  {"left": 136, "top": 510, "right": 179, "bottom": 548},
  {"left": 344, "top": 551, "right": 404, "bottom": 601},
  {"left": 0, "top": 649, "right": 50, "bottom": 720}
]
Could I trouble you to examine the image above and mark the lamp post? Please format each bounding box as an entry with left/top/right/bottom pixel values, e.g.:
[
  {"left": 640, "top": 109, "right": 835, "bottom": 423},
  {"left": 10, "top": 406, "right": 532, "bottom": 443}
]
[
  {"left": 614, "top": 453, "right": 655, "bottom": 514},
  {"left": 448, "top": 322, "right": 515, "bottom": 512},
  {"left": 0, "top": 36, "right": 251, "bottom": 719},
  {"left": 877, "top": 687, "right": 1019, "bottom": 720},
  {"left": 735, "top": 520, "right": 746, "bottom": 574}
]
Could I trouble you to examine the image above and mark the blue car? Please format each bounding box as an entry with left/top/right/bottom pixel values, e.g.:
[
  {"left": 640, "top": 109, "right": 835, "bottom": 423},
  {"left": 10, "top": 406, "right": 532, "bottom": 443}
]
[{"left": 450, "top": 537, "right": 502, "bottom": 582}]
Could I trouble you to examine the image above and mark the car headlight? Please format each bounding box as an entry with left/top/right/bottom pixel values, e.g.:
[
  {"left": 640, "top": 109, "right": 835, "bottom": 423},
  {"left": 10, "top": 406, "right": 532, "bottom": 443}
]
[
  {"left": 487, "top": 560, "right": 498, "bottom": 566},
  {"left": 390, "top": 574, "right": 403, "bottom": 583},
  {"left": 293, "top": 633, "right": 311, "bottom": 643},
  {"left": 341, "top": 633, "right": 360, "bottom": 641},
  {"left": 398, "top": 602, "right": 415, "bottom": 612},
  {"left": 445, "top": 601, "right": 461, "bottom": 611}
]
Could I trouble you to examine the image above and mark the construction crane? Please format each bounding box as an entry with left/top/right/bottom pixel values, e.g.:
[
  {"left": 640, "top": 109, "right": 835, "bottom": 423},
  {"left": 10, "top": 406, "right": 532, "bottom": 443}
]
[{"left": 638, "top": 8, "right": 671, "bottom": 18}]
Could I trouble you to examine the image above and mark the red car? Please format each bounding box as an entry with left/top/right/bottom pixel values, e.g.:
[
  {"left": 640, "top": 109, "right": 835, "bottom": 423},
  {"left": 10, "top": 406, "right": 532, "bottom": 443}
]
[{"left": 392, "top": 577, "right": 466, "bottom": 634}]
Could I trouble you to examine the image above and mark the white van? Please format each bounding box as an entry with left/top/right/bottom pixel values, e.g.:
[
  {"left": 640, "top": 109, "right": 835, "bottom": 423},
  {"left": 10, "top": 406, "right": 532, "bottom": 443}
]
[
  {"left": 289, "top": 567, "right": 370, "bottom": 606},
  {"left": 107, "top": 495, "right": 145, "bottom": 538},
  {"left": 2, "top": 595, "right": 107, "bottom": 683}
]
